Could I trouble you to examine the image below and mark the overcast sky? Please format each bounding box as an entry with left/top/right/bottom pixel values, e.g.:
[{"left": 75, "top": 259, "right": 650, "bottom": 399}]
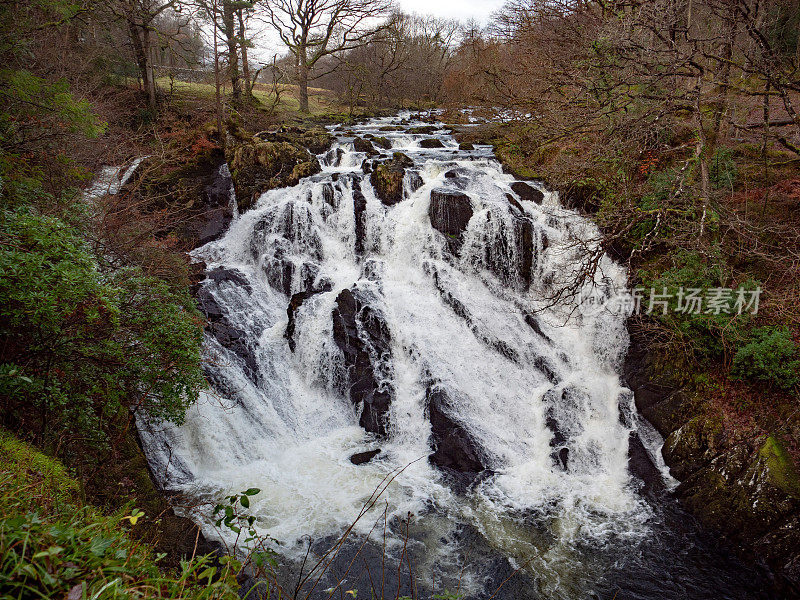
[
  {"left": 395, "top": 0, "right": 506, "bottom": 24},
  {"left": 251, "top": 0, "right": 506, "bottom": 58}
]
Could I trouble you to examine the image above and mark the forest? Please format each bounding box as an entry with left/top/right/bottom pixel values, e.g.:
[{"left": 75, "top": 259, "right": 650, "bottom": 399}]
[{"left": 1, "top": 0, "right": 799, "bottom": 599}]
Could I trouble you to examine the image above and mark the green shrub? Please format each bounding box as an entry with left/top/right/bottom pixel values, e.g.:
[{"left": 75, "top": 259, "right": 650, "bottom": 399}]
[
  {"left": 709, "top": 146, "right": 737, "bottom": 190},
  {"left": 640, "top": 250, "right": 758, "bottom": 361},
  {"left": 731, "top": 327, "right": 800, "bottom": 390},
  {"left": 0, "top": 430, "right": 242, "bottom": 600},
  {"left": 0, "top": 207, "right": 205, "bottom": 449}
]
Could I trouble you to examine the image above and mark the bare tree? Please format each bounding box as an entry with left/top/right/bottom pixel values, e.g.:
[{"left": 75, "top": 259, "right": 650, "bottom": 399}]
[{"left": 257, "top": 0, "right": 392, "bottom": 112}]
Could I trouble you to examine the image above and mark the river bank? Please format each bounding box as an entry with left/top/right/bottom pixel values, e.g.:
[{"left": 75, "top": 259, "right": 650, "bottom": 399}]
[{"left": 452, "top": 114, "right": 800, "bottom": 597}]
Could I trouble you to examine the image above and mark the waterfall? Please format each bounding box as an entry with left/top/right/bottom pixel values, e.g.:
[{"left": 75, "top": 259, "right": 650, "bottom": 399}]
[{"left": 137, "top": 113, "right": 763, "bottom": 599}]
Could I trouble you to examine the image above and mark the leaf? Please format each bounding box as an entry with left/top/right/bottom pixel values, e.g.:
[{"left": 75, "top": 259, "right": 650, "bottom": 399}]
[
  {"left": 240, "top": 495, "right": 250, "bottom": 508},
  {"left": 33, "top": 545, "right": 63, "bottom": 559},
  {"left": 243, "top": 488, "right": 261, "bottom": 496}
]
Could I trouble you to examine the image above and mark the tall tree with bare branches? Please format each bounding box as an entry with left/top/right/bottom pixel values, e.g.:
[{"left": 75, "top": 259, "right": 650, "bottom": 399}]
[{"left": 258, "top": 0, "right": 392, "bottom": 112}]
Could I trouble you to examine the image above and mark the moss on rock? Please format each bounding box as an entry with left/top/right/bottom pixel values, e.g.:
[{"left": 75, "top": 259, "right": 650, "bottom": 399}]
[{"left": 229, "top": 140, "right": 320, "bottom": 212}]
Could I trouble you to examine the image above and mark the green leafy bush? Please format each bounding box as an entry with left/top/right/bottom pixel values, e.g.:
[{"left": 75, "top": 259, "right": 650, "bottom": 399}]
[
  {"left": 0, "top": 207, "right": 205, "bottom": 448},
  {"left": 731, "top": 327, "right": 800, "bottom": 390},
  {"left": 640, "top": 249, "right": 756, "bottom": 361},
  {"left": 709, "top": 147, "right": 737, "bottom": 191},
  {"left": 0, "top": 430, "right": 242, "bottom": 600}
]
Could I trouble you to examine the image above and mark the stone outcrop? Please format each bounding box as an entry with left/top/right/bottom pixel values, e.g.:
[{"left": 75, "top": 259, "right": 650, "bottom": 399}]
[
  {"left": 196, "top": 274, "right": 258, "bottom": 383},
  {"left": 624, "top": 328, "right": 800, "bottom": 594},
  {"left": 370, "top": 152, "right": 414, "bottom": 206},
  {"left": 426, "top": 385, "right": 486, "bottom": 476},
  {"left": 428, "top": 188, "right": 473, "bottom": 252},
  {"left": 228, "top": 140, "right": 321, "bottom": 212},
  {"left": 255, "top": 126, "right": 333, "bottom": 154},
  {"left": 331, "top": 288, "right": 393, "bottom": 436}
]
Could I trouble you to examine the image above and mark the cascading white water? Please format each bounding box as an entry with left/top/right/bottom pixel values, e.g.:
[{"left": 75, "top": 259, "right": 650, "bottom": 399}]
[{"left": 138, "top": 112, "right": 659, "bottom": 598}]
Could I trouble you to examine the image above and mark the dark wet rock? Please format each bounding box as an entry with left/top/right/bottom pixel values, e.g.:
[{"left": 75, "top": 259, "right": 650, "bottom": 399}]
[
  {"left": 406, "top": 171, "right": 424, "bottom": 197},
  {"left": 510, "top": 181, "right": 544, "bottom": 204},
  {"left": 427, "top": 385, "right": 486, "bottom": 475},
  {"left": 420, "top": 138, "right": 445, "bottom": 149},
  {"left": 428, "top": 189, "right": 473, "bottom": 252},
  {"left": 353, "top": 184, "right": 367, "bottom": 255},
  {"left": 370, "top": 153, "right": 413, "bottom": 206},
  {"left": 361, "top": 159, "right": 373, "bottom": 174},
  {"left": 506, "top": 193, "right": 525, "bottom": 215},
  {"left": 350, "top": 449, "right": 381, "bottom": 465},
  {"left": 408, "top": 125, "right": 439, "bottom": 134},
  {"left": 321, "top": 182, "right": 335, "bottom": 206},
  {"left": 323, "top": 147, "right": 345, "bottom": 167},
  {"left": 628, "top": 431, "right": 665, "bottom": 496},
  {"left": 285, "top": 281, "right": 333, "bottom": 352},
  {"left": 532, "top": 355, "right": 559, "bottom": 384},
  {"left": 524, "top": 314, "right": 550, "bottom": 342},
  {"left": 332, "top": 288, "right": 394, "bottom": 436},
  {"left": 623, "top": 326, "right": 800, "bottom": 591},
  {"left": 459, "top": 142, "right": 475, "bottom": 150},
  {"left": 353, "top": 137, "right": 377, "bottom": 155},
  {"left": 206, "top": 266, "right": 252, "bottom": 292},
  {"left": 228, "top": 140, "right": 320, "bottom": 212},
  {"left": 196, "top": 287, "right": 258, "bottom": 382},
  {"left": 482, "top": 210, "right": 534, "bottom": 290},
  {"left": 372, "top": 136, "right": 392, "bottom": 150},
  {"left": 379, "top": 125, "right": 403, "bottom": 131}
]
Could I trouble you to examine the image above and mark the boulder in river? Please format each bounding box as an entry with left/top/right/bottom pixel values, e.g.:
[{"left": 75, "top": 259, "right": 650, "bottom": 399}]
[
  {"left": 350, "top": 449, "right": 381, "bottom": 465},
  {"left": 510, "top": 181, "right": 544, "bottom": 204},
  {"left": 420, "top": 138, "right": 445, "bottom": 149},
  {"left": 427, "top": 385, "right": 486, "bottom": 475},
  {"left": 228, "top": 140, "right": 321, "bottom": 212},
  {"left": 353, "top": 137, "right": 378, "bottom": 155},
  {"left": 370, "top": 153, "right": 413, "bottom": 206},
  {"left": 332, "top": 287, "right": 394, "bottom": 436},
  {"left": 428, "top": 188, "right": 473, "bottom": 251}
]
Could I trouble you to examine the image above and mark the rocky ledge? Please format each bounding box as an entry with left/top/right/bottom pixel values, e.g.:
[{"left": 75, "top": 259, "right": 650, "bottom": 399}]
[{"left": 624, "top": 326, "right": 800, "bottom": 596}]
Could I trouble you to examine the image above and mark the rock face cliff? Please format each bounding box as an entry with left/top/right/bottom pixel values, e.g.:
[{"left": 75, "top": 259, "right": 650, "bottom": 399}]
[{"left": 624, "top": 327, "right": 800, "bottom": 596}]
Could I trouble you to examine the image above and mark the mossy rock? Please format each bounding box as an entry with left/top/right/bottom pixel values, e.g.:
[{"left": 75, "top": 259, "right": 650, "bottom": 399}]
[
  {"left": 373, "top": 136, "right": 392, "bottom": 150},
  {"left": 0, "top": 429, "right": 79, "bottom": 506},
  {"left": 353, "top": 137, "right": 377, "bottom": 154},
  {"left": 663, "top": 414, "right": 725, "bottom": 479},
  {"left": 420, "top": 138, "right": 445, "bottom": 149},
  {"left": 459, "top": 142, "right": 475, "bottom": 151},
  {"left": 760, "top": 435, "right": 800, "bottom": 498},
  {"left": 229, "top": 140, "right": 320, "bottom": 212},
  {"left": 371, "top": 163, "right": 405, "bottom": 206},
  {"left": 408, "top": 125, "right": 439, "bottom": 134}
]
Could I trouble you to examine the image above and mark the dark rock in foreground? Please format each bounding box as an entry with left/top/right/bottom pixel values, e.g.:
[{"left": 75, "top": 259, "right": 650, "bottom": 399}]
[
  {"left": 332, "top": 288, "right": 393, "bottom": 436},
  {"left": 428, "top": 188, "right": 473, "bottom": 252},
  {"left": 510, "top": 181, "right": 544, "bottom": 204},
  {"left": 350, "top": 449, "right": 381, "bottom": 465},
  {"left": 427, "top": 385, "right": 486, "bottom": 475}
]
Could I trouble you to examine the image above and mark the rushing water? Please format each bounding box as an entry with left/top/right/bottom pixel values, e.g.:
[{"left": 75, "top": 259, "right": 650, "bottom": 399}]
[{"left": 138, "top": 113, "right": 774, "bottom": 599}]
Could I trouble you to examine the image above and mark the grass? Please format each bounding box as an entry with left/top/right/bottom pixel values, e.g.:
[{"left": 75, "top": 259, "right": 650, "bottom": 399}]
[
  {"left": 155, "top": 77, "right": 340, "bottom": 117},
  {"left": 0, "top": 429, "right": 243, "bottom": 600}
]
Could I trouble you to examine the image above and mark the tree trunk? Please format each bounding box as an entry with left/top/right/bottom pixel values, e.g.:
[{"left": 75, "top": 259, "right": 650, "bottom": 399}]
[
  {"left": 221, "top": 0, "right": 241, "bottom": 103},
  {"left": 298, "top": 61, "right": 310, "bottom": 113},
  {"left": 237, "top": 8, "right": 253, "bottom": 97},
  {"left": 128, "top": 20, "right": 157, "bottom": 111}
]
